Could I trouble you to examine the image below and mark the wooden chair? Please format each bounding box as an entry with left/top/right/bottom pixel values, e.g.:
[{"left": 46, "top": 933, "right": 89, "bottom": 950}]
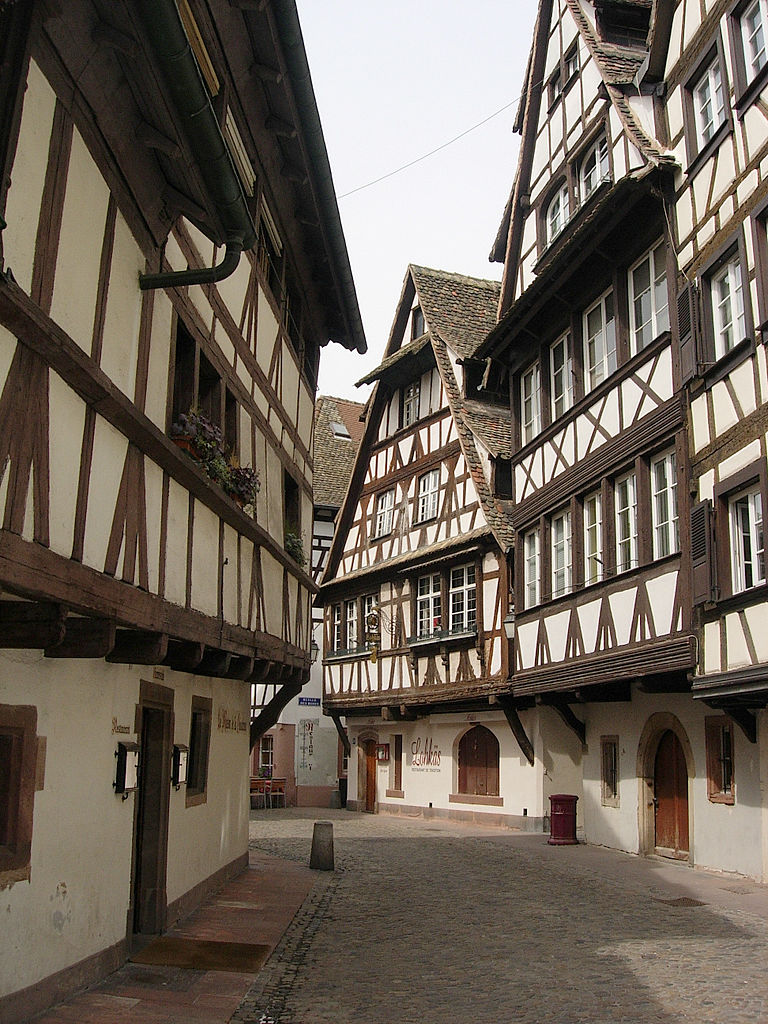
[
  {"left": 268, "top": 778, "right": 286, "bottom": 808},
  {"left": 250, "top": 776, "right": 268, "bottom": 809}
]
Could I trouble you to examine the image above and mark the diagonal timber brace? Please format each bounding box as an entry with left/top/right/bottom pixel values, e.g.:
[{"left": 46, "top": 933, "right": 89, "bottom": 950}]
[
  {"left": 725, "top": 707, "right": 757, "bottom": 744},
  {"left": 250, "top": 679, "right": 303, "bottom": 751},
  {"left": 495, "top": 696, "right": 535, "bottom": 766},
  {"left": 538, "top": 696, "right": 586, "bottom": 747},
  {"left": 330, "top": 712, "right": 350, "bottom": 756}
]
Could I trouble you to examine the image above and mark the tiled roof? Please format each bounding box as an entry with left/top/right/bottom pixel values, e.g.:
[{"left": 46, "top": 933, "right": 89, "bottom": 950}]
[
  {"left": 460, "top": 400, "right": 513, "bottom": 459},
  {"left": 410, "top": 265, "right": 501, "bottom": 360},
  {"left": 314, "top": 395, "right": 365, "bottom": 509},
  {"left": 356, "top": 333, "right": 433, "bottom": 387}
]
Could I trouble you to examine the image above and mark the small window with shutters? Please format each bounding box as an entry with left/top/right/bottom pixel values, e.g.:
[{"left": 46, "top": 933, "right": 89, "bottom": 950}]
[
  {"left": 676, "top": 280, "right": 701, "bottom": 385},
  {"left": 705, "top": 716, "right": 735, "bottom": 804},
  {"left": 387, "top": 734, "right": 404, "bottom": 798},
  {"left": 713, "top": 460, "right": 768, "bottom": 601}
]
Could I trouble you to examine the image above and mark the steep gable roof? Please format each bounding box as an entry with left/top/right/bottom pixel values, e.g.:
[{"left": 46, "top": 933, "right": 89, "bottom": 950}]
[
  {"left": 313, "top": 395, "right": 365, "bottom": 510},
  {"left": 409, "top": 265, "right": 501, "bottom": 360}
]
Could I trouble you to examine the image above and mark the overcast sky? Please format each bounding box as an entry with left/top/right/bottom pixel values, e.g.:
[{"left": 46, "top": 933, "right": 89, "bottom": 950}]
[{"left": 295, "top": 1, "right": 538, "bottom": 403}]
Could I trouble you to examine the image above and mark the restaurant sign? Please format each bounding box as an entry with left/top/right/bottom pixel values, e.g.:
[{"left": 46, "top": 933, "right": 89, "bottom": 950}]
[{"left": 410, "top": 736, "right": 441, "bottom": 772}]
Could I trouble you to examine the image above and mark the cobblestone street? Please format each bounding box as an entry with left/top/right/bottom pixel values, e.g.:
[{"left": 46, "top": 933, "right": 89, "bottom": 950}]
[{"left": 236, "top": 808, "right": 768, "bottom": 1024}]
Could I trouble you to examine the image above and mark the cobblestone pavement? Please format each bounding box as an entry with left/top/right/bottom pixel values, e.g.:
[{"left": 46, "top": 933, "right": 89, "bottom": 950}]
[{"left": 234, "top": 808, "right": 768, "bottom": 1024}]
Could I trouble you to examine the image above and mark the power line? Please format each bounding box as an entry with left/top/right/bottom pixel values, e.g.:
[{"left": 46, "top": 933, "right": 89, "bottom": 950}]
[{"left": 336, "top": 96, "right": 520, "bottom": 200}]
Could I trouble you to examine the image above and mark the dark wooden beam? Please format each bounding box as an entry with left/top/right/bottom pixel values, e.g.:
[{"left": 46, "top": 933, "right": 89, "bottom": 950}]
[
  {"left": 399, "top": 704, "right": 418, "bottom": 721},
  {"left": 281, "top": 162, "right": 307, "bottom": 185},
  {"left": 537, "top": 696, "right": 586, "bottom": 747},
  {"left": 0, "top": 601, "right": 66, "bottom": 649},
  {"left": 725, "top": 707, "right": 757, "bottom": 744},
  {"left": 330, "top": 712, "right": 350, "bottom": 756},
  {"left": 45, "top": 617, "right": 115, "bottom": 659},
  {"left": 265, "top": 114, "right": 296, "bottom": 139},
  {"left": 496, "top": 697, "right": 535, "bottom": 766},
  {"left": 164, "top": 641, "right": 205, "bottom": 672},
  {"left": 92, "top": 21, "right": 138, "bottom": 58},
  {"left": 381, "top": 706, "right": 398, "bottom": 721},
  {"left": 162, "top": 184, "right": 208, "bottom": 224},
  {"left": 250, "top": 61, "right": 283, "bottom": 84},
  {"left": 250, "top": 682, "right": 302, "bottom": 750},
  {"left": 227, "top": 655, "right": 255, "bottom": 680},
  {"left": 197, "top": 649, "right": 232, "bottom": 677},
  {"left": 136, "top": 122, "right": 181, "bottom": 159},
  {"left": 106, "top": 630, "right": 168, "bottom": 665},
  {"left": 248, "top": 659, "right": 275, "bottom": 683}
]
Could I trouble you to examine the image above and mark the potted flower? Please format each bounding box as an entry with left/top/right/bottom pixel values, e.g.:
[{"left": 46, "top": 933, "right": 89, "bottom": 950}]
[
  {"left": 226, "top": 464, "right": 261, "bottom": 507},
  {"left": 171, "top": 409, "right": 260, "bottom": 513},
  {"left": 284, "top": 529, "right": 306, "bottom": 567}
]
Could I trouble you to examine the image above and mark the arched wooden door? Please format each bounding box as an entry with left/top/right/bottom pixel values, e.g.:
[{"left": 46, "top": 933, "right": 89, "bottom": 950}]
[
  {"left": 458, "top": 725, "right": 499, "bottom": 796},
  {"left": 654, "top": 730, "right": 689, "bottom": 858},
  {"left": 363, "top": 739, "right": 376, "bottom": 812}
]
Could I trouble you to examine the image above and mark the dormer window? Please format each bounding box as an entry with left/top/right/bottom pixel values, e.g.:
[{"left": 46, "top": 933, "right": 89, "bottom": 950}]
[
  {"left": 331, "top": 420, "right": 351, "bottom": 439},
  {"left": 411, "top": 305, "right": 425, "bottom": 339},
  {"left": 594, "top": 0, "right": 651, "bottom": 45},
  {"left": 547, "top": 183, "right": 570, "bottom": 243},
  {"left": 403, "top": 381, "right": 421, "bottom": 428}
]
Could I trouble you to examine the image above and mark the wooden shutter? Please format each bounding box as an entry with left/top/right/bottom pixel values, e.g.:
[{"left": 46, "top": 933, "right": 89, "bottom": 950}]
[
  {"left": 690, "top": 499, "right": 714, "bottom": 605},
  {"left": 677, "top": 281, "right": 700, "bottom": 385}
]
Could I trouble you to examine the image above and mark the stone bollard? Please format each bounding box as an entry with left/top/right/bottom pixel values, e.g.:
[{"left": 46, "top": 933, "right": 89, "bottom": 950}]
[{"left": 309, "top": 820, "right": 334, "bottom": 871}]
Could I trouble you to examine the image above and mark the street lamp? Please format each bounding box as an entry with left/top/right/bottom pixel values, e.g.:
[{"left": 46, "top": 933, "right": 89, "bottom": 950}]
[{"left": 503, "top": 609, "right": 516, "bottom": 641}]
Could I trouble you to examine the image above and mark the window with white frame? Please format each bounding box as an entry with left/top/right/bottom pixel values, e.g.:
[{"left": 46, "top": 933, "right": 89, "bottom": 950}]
[
  {"left": 651, "top": 450, "right": 679, "bottom": 559},
  {"left": 345, "top": 599, "right": 358, "bottom": 650},
  {"left": 449, "top": 565, "right": 477, "bottom": 633},
  {"left": 550, "top": 335, "right": 572, "bottom": 420},
  {"left": 417, "top": 573, "right": 442, "bottom": 637},
  {"left": 629, "top": 241, "right": 669, "bottom": 353},
  {"left": 403, "top": 381, "right": 420, "bottom": 427},
  {"left": 417, "top": 468, "right": 440, "bottom": 522},
  {"left": 615, "top": 472, "right": 638, "bottom": 573},
  {"left": 375, "top": 489, "right": 395, "bottom": 537},
  {"left": 584, "top": 490, "right": 603, "bottom": 585},
  {"left": 332, "top": 603, "right": 342, "bottom": 652},
  {"left": 693, "top": 56, "right": 726, "bottom": 148},
  {"left": 547, "top": 183, "right": 570, "bottom": 243},
  {"left": 580, "top": 133, "right": 609, "bottom": 200},
  {"left": 711, "top": 255, "right": 746, "bottom": 359},
  {"left": 551, "top": 508, "right": 572, "bottom": 598},
  {"left": 521, "top": 362, "right": 541, "bottom": 444},
  {"left": 730, "top": 486, "right": 765, "bottom": 592},
  {"left": 565, "top": 46, "right": 579, "bottom": 80},
  {"left": 741, "top": 0, "right": 768, "bottom": 77},
  {"left": 523, "top": 528, "right": 541, "bottom": 609},
  {"left": 259, "top": 734, "right": 274, "bottom": 774},
  {"left": 584, "top": 290, "right": 616, "bottom": 391}
]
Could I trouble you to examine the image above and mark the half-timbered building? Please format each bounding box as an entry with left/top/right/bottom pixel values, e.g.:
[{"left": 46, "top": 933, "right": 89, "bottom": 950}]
[
  {"left": 0, "top": 0, "right": 364, "bottom": 1016},
  {"left": 320, "top": 265, "right": 583, "bottom": 824},
  {"left": 476, "top": 0, "right": 768, "bottom": 880}
]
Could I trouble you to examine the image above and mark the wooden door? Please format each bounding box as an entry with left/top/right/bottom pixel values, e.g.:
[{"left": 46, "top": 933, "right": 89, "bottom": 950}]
[
  {"left": 364, "top": 739, "right": 376, "bottom": 813},
  {"left": 654, "top": 730, "right": 689, "bottom": 857},
  {"left": 133, "top": 701, "right": 172, "bottom": 934},
  {"left": 458, "top": 726, "right": 499, "bottom": 796}
]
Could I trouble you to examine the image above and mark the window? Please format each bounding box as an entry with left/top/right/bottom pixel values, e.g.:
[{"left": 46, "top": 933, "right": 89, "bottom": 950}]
[
  {"left": 449, "top": 565, "right": 477, "bottom": 633},
  {"left": 601, "top": 736, "right": 619, "bottom": 807},
  {"left": 187, "top": 696, "right": 212, "bottom": 802},
  {"left": 651, "top": 451, "right": 679, "bottom": 558},
  {"left": 375, "top": 489, "right": 395, "bottom": 537},
  {"left": 705, "top": 717, "right": 735, "bottom": 804},
  {"left": 411, "top": 305, "right": 425, "bottom": 339},
  {"left": 345, "top": 599, "right": 358, "bottom": 649},
  {"left": 711, "top": 255, "right": 746, "bottom": 358},
  {"left": 547, "top": 183, "right": 570, "bottom": 243},
  {"left": 629, "top": 241, "right": 669, "bottom": 353},
  {"left": 584, "top": 290, "right": 616, "bottom": 391},
  {"left": 730, "top": 486, "right": 765, "bottom": 592},
  {"left": 615, "top": 472, "right": 638, "bottom": 573},
  {"left": 259, "top": 734, "right": 274, "bottom": 775},
  {"left": 549, "top": 68, "right": 563, "bottom": 105},
  {"left": 565, "top": 46, "right": 579, "bottom": 80},
  {"left": 417, "top": 468, "right": 440, "bottom": 523},
  {"left": 523, "top": 528, "right": 541, "bottom": 609},
  {"left": 0, "top": 704, "right": 37, "bottom": 882},
  {"left": 551, "top": 508, "right": 572, "bottom": 598},
  {"left": 584, "top": 491, "right": 603, "bottom": 586},
  {"left": 403, "top": 381, "right": 420, "bottom": 427},
  {"left": 580, "top": 133, "right": 609, "bottom": 200},
  {"left": 394, "top": 734, "right": 403, "bottom": 791},
  {"left": 520, "top": 362, "right": 541, "bottom": 444},
  {"left": 692, "top": 55, "right": 727, "bottom": 149},
  {"left": 332, "top": 604, "right": 343, "bottom": 652},
  {"left": 550, "top": 335, "right": 572, "bottom": 420},
  {"left": 416, "top": 573, "right": 442, "bottom": 638},
  {"left": 742, "top": 0, "right": 768, "bottom": 76}
]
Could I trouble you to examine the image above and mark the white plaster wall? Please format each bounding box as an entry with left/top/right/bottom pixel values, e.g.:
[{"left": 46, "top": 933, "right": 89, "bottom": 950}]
[
  {"left": 0, "top": 658, "right": 249, "bottom": 999},
  {"left": 582, "top": 689, "right": 763, "bottom": 880},
  {"left": 48, "top": 370, "right": 86, "bottom": 558}
]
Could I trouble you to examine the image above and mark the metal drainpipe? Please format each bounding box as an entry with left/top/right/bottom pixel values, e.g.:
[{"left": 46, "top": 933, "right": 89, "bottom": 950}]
[{"left": 134, "top": 0, "right": 256, "bottom": 291}]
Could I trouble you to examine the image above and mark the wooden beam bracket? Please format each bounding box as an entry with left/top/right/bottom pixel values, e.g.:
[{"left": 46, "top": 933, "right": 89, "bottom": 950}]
[
  {"left": 0, "top": 601, "right": 67, "bottom": 649},
  {"left": 106, "top": 630, "right": 168, "bottom": 665},
  {"left": 537, "top": 696, "right": 586, "bottom": 747},
  {"left": 330, "top": 712, "right": 351, "bottom": 756},
  {"left": 497, "top": 697, "right": 535, "bottom": 766},
  {"left": 45, "top": 617, "right": 116, "bottom": 659}
]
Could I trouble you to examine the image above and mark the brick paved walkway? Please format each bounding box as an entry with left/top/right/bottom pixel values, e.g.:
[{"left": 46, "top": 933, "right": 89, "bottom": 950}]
[{"left": 238, "top": 808, "right": 768, "bottom": 1024}]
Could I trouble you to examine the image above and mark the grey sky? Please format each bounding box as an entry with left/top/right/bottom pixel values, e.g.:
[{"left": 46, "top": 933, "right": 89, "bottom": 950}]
[{"left": 296, "top": 2, "right": 538, "bottom": 401}]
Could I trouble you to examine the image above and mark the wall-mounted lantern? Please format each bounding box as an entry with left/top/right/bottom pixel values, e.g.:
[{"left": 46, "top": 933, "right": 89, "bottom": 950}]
[
  {"left": 503, "top": 609, "right": 516, "bottom": 641},
  {"left": 172, "top": 744, "right": 189, "bottom": 789},
  {"left": 310, "top": 638, "right": 320, "bottom": 664},
  {"left": 376, "top": 743, "right": 390, "bottom": 763},
  {"left": 114, "top": 741, "right": 139, "bottom": 799}
]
